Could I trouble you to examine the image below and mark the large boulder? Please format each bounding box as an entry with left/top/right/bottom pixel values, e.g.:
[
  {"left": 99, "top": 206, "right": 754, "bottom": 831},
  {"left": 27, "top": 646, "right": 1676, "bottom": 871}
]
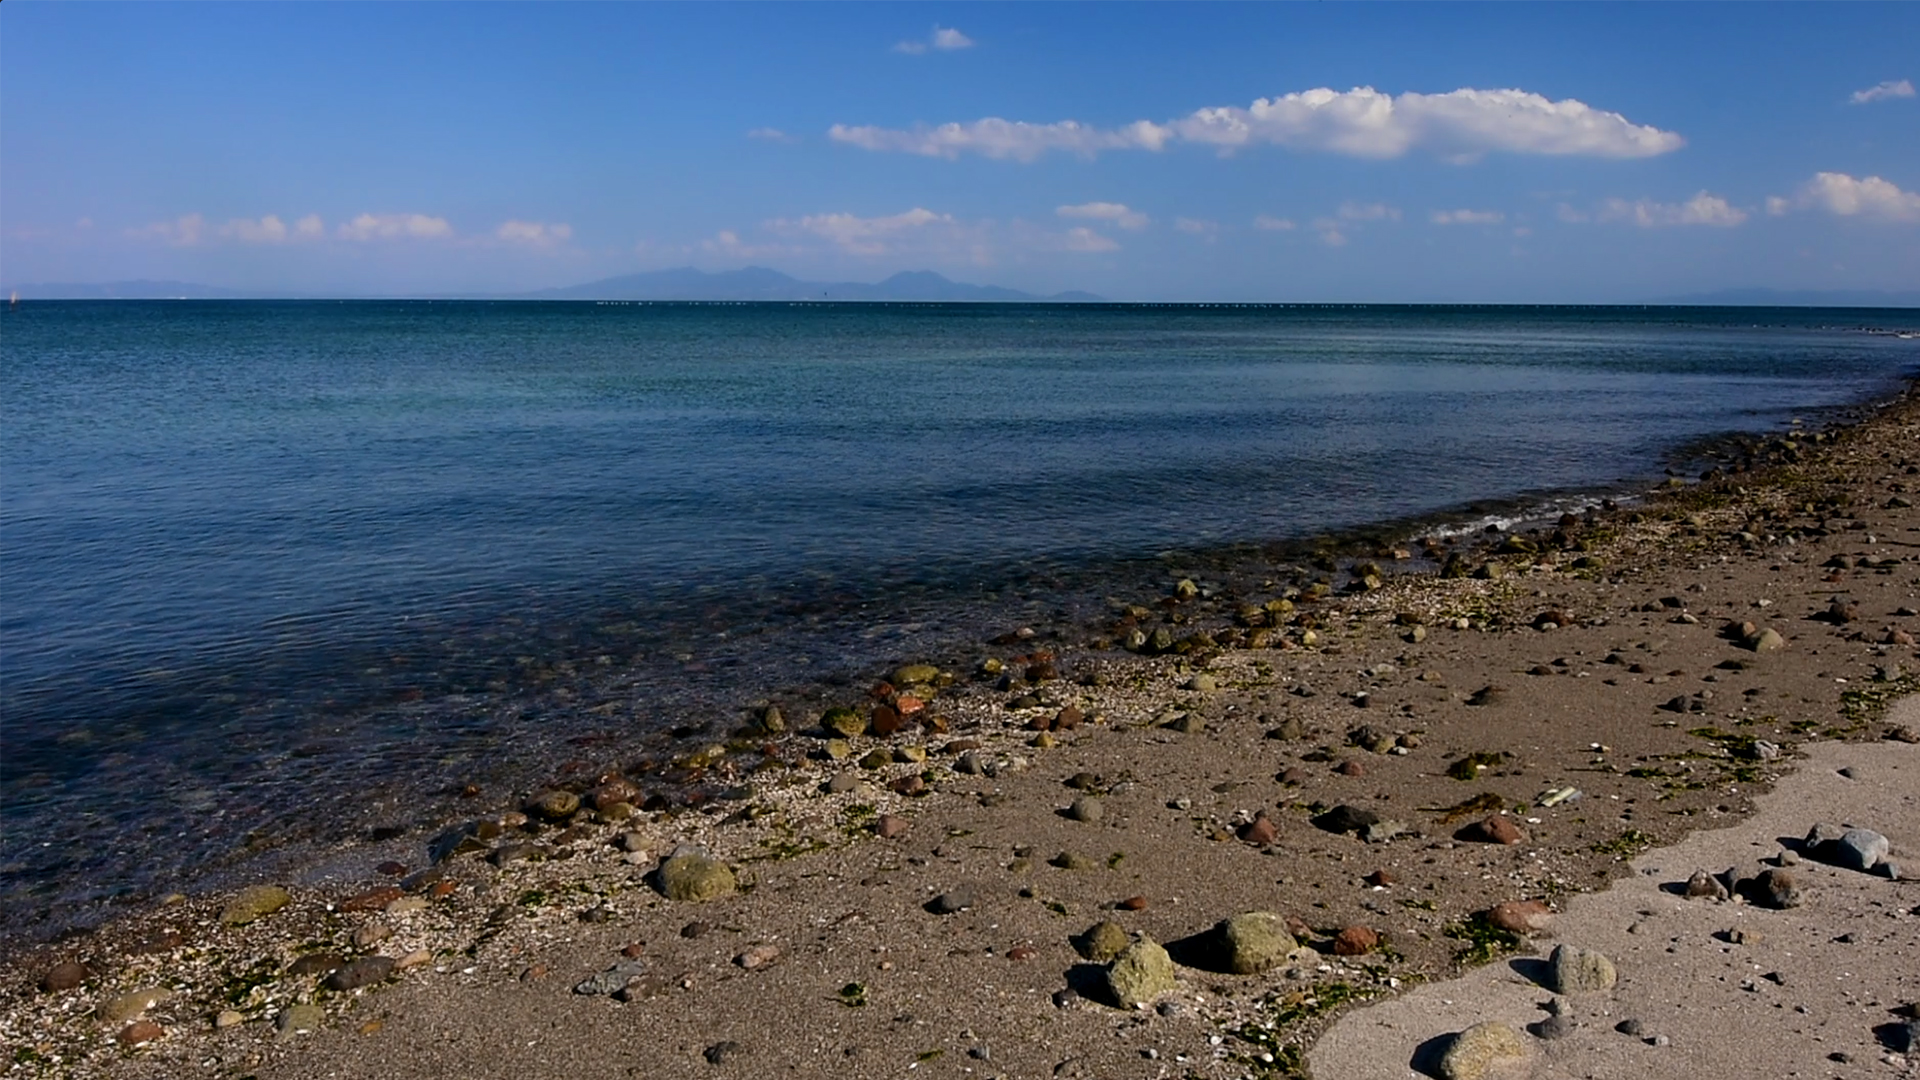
[{"left": 1104, "top": 937, "right": 1177, "bottom": 1008}]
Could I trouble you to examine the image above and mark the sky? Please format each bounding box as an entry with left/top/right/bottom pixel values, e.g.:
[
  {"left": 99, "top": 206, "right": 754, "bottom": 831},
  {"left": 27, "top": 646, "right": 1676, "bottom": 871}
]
[{"left": 2, "top": 2, "right": 1917, "bottom": 302}]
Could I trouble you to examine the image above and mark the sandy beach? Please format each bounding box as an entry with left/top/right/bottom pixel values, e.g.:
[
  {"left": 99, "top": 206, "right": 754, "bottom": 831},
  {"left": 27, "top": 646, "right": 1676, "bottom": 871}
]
[{"left": 3, "top": 383, "right": 1917, "bottom": 1080}]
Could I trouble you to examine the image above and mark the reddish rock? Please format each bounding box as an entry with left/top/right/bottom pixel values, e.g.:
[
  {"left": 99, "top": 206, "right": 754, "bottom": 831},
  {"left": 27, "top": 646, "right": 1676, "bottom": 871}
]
[
  {"left": 1117, "top": 895, "right": 1149, "bottom": 911},
  {"left": 875, "top": 814, "right": 910, "bottom": 839},
  {"left": 1284, "top": 915, "right": 1312, "bottom": 941},
  {"left": 1025, "top": 661, "right": 1058, "bottom": 683},
  {"left": 520, "top": 964, "right": 550, "bottom": 981},
  {"left": 1007, "top": 946, "right": 1038, "bottom": 961},
  {"left": 374, "top": 860, "right": 408, "bottom": 877},
  {"left": 868, "top": 704, "right": 904, "bottom": 737},
  {"left": 895, "top": 695, "right": 925, "bottom": 716},
  {"left": 1052, "top": 705, "right": 1084, "bottom": 731},
  {"left": 889, "top": 774, "right": 926, "bottom": 797},
  {"left": 590, "top": 779, "right": 640, "bottom": 811},
  {"left": 1277, "top": 767, "right": 1308, "bottom": 785},
  {"left": 1335, "top": 760, "right": 1366, "bottom": 777},
  {"left": 40, "top": 961, "right": 88, "bottom": 992},
  {"left": 1363, "top": 870, "right": 1395, "bottom": 888},
  {"left": 919, "top": 713, "right": 950, "bottom": 734},
  {"left": 339, "top": 886, "right": 404, "bottom": 913},
  {"left": 118, "top": 1021, "right": 163, "bottom": 1047},
  {"left": 1026, "top": 713, "right": 1052, "bottom": 732},
  {"left": 1239, "top": 814, "right": 1279, "bottom": 846},
  {"left": 867, "top": 681, "right": 895, "bottom": 701},
  {"left": 428, "top": 880, "right": 457, "bottom": 899},
  {"left": 621, "top": 942, "right": 646, "bottom": 959},
  {"left": 1485, "top": 900, "right": 1554, "bottom": 935},
  {"left": 1332, "top": 926, "right": 1379, "bottom": 956},
  {"left": 1461, "top": 815, "right": 1527, "bottom": 845}
]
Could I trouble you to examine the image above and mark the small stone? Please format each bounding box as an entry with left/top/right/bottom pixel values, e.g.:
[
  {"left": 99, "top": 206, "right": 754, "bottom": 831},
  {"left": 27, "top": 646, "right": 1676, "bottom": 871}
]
[
  {"left": 1215, "top": 912, "right": 1296, "bottom": 974},
  {"left": 39, "top": 961, "right": 88, "bottom": 993},
  {"left": 1462, "top": 815, "right": 1526, "bottom": 845},
  {"left": 276, "top": 1003, "right": 325, "bottom": 1036},
  {"left": 1078, "top": 921, "right": 1132, "bottom": 962},
  {"left": 657, "top": 853, "right": 738, "bottom": 902},
  {"left": 1332, "top": 925, "right": 1379, "bottom": 956},
  {"left": 1529, "top": 1013, "right": 1577, "bottom": 1040},
  {"left": 876, "top": 814, "right": 910, "bottom": 839},
  {"left": 528, "top": 789, "right": 581, "bottom": 821},
  {"left": 1485, "top": 900, "right": 1554, "bottom": 935},
  {"left": 1438, "top": 1021, "right": 1528, "bottom": 1080},
  {"left": 1745, "top": 627, "right": 1785, "bottom": 652},
  {"left": 1335, "top": 759, "right": 1366, "bottom": 777},
  {"left": 1163, "top": 713, "right": 1204, "bottom": 734},
  {"left": 928, "top": 888, "right": 975, "bottom": 915},
  {"left": 1364, "top": 870, "right": 1395, "bottom": 887},
  {"left": 1051, "top": 851, "right": 1095, "bottom": 870},
  {"left": 340, "top": 886, "right": 404, "bottom": 913},
  {"left": 118, "top": 1021, "right": 164, "bottom": 1047},
  {"left": 821, "top": 706, "right": 866, "bottom": 738},
  {"left": 1067, "top": 797, "right": 1103, "bottom": 824},
  {"left": 824, "top": 772, "right": 861, "bottom": 794},
  {"left": 1361, "top": 819, "right": 1407, "bottom": 844},
  {"left": 1684, "top": 869, "right": 1730, "bottom": 900},
  {"left": 1118, "top": 895, "right": 1148, "bottom": 911},
  {"left": 1239, "top": 814, "right": 1279, "bottom": 846},
  {"left": 213, "top": 1009, "right": 244, "bottom": 1029},
  {"left": 285, "top": 952, "right": 345, "bottom": 978},
  {"left": 324, "top": 956, "right": 396, "bottom": 991},
  {"left": 220, "top": 884, "right": 292, "bottom": 926},
  {"left": 1312, "top": 805, "right": 1381, "bottom": 837},
  {"left": 1545, "top": 945, "right": 1617, "bottom": 994},
  {"left": 734, "top": 945, "right": 781, "bottom": 970},
  {"left": 1104, "top": 937, "right": 1177, "bottom": 1007},
  {"left": 99, "top": 987, "right": 173, "bottom": 1023},
  {"left": 1751, "top": 867, "right": 1802, "bottom": 908},
  {"left": 704, "top": 1041, "right": 744, "bottom": 1065},
  {"left": 574, "top": 959, "right": 648, "bottom": 996},
  {"left": 1615, "top": 1018, "right": 1643, "bottom": 1036}
]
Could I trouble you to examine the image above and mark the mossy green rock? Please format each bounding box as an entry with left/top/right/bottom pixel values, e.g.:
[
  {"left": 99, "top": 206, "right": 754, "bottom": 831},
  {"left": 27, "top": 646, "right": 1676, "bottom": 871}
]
[
  {"left": 221, "top": 884, "right": 291, "bottom": 926},
  {"left": 892, "top": 664, "right": 940, "bottom": 687},
  {"left": 1438, "top": 1021, "right": 1527, "bottom": 1080},
  {"left": 657, "top": 853, "right": 737, "bottom": 902},
  {"left": 1104, "top": 936, "right": 1176, "bottom": 1008},
  {"left": 821, "top": 707, "right": 867, "bottom": 738},
  {"left": 1077, "top": 920, "right": 1131, "bottom": 962},
  {"left": 1216, "top": 912, "right": 1295, "bottom": 974}
]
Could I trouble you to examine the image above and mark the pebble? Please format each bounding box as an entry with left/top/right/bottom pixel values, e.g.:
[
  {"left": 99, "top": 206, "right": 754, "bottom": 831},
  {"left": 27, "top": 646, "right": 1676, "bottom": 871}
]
[
  {"left": 704, "top": 1041, "right": 744, "bottom": 1065},
  {"left": 214, "top": 1009, "right": 244, "bottom": 1029},
  {"left": 1462, "top": 815, "right": 1527, "bottom": 845},
  {"left": 220, "top": 884, "right": 292, "bottom": 926},
  {"left": 39, "top": 961, "right": 88, "bottom": 993},
  {"left": 1067, "top": 797, "right": 1103, "bottom": 824},
  {"left": 285, "top": 952, "right": 345, "bottom": 977},
  {"left": 734, "top": 945, "right": 781, "bottom": 970},
  {"left": 875, "top": 814, "right": 909, "bottom": 839},
  {"left": 99, "top": 987, "right": 172, "bottom": 1023},
  {"left": 324, "top": 956, "right": 396, "bottom": 991},
  {"left": 1485, "top": 900, "right": 1554, "bottom": 935},
  {"left": 928, "top": 888, "right": 975, "bottom": 915},
  {"left": 1332, "top": 925, "right": 1379, "bottom": 956},
  {"left": 1752, "top": 867, "right": 1802, "bottom": 909},
  {"left": 118, "top": 1020, "right": 164, "bottom": 1047},
  {"left": 1215, "top": 912, "right": 1296, "bottom": 973},
  {"left": 527, "top": 789, "right": 581, "bottom": 821},
  {"left": 1438, "top": 1021, "right": 1528, "bottom": 1080},
  {"left": 1118, "top": 895, "right": 1148, "bottom": 911},
  {"left": 276, "top": 1003, "right": 325, "bottom": 1035},
  {"left": 1239, "top": 814, "right": 1279, "bottom": 846},
  {"left": 1104, "top": 937, "right": 1177, "bottom": 1008},
  {"left": 657, "top": 852, "right": 738, "bottom": 902},
  {"left": 575, "top": 959, "right": 649, "bottom": 996},
  {"left": 1545, "top": 944, "right": 1617, "bottom": 994},
  {"left": 1684, "top": 869, "right": 1730, "bottom": 900}
]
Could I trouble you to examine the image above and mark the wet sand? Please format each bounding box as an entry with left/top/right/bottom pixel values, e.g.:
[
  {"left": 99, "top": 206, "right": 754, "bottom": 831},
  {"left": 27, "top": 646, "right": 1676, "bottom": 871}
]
[{"left": 2, "top": 384, "right": 1917, "bottom": 1080}]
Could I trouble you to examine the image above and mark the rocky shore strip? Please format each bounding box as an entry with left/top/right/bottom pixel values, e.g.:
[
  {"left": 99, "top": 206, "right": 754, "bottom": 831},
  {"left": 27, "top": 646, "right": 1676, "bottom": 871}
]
[{"left": 3, "top": 384, "right": 1918, "bottom": 1079}]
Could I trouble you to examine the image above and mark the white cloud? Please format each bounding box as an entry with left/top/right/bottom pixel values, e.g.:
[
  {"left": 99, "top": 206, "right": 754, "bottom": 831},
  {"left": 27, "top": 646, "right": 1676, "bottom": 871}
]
[
  {"left": 768, "top": 207, "right": 958, "bottom": 255},
  {"left": 1313, "top": 220, "right": 1349, "bottom": 247},
  {"left": 1594, "top": 191, "right": 1748, "bottom": 228},
  {"left": 748, "top": 127, "right": 797, "bottom": 143},
  {"left": 293, "top": 214, "right": 324, "bottom": 240},
  {"left": 895, "top": 25, "right": 974, "bottom": 54},
  {"left": 699, "top": 229, "right": 795, "bottom": 260},
  {"left": 127, "top": 213, "right": 207, "bottom": 246},
  {"left": 1849, "top": 79, "right": 1915, "bottom": 105},
  {"left": 1430, "top": 208, "right": 1506, "bottom": 225},
  {"left": 220, "top": 214, "right": 324, "bottom": 243},
  {"left": 1791, "top": 171, "right": 1920, "bottom": 222},
  {"left": 1555, "top": 203, "right": 1590, "bottom": 224},
  {"left": 1176, "top": 217, "right": 1220, "bottom": 235},
  {"left": 337, "top": 213, "right": 454, "bottom": 242},
  {"left": 829, "top": 118, "right": 1171, "bottom": 162},
  {"left": 832, "top": 85, "right": 1683, "bottom": 163},
  {"left": 1253, "top": 214, "right": 1296, "bottom": 231},
  {"left": 1062, "top": 226, "right": 1119, "bottom": 253},
  {"left": 1765, "top": 196, "right": 1792, "bottom": 217},
  {"left": 496, "top": 220, "right": 574, "bottom": 247},
  {"left": 1057, "top": 202, "right": 1149, "bottom": 230},
  {"left": 1336, "top": 201, "right": 1400, "bottom": 222}
]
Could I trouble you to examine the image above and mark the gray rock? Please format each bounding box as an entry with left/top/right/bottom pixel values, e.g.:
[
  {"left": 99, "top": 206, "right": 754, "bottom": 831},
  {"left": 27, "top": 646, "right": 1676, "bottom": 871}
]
[
  {"left": 825, "top": 773, "right": 862, "bottom": 794},
  {"left": 1545, "top": 945, "right": 1617, "bottom": 994},
  {"left": 657, "top": 853, "right": 738, "bottom": 902},
  {"left": 1067, "top": 797, "right": 1103, "bottom": 824},
  {"left": 1528, "top": 1013, "right": 1577, "bottom": 1040},
  {"left": 1833, "top": 828, "right": 1890, "bottom": 872},
  {"left": 1805, "top": 822, "right": 1848, "bottom": 848},
  {"left": 927, "top": 888, "right": 975, "bottom": 915},
  {"left": 575, "top": 959, "right": 649, "bottom": 996},
  {"left": 1312, "top": 805, "right": 1381, "bottom": 836},
  {"left": 276, "top": 1003, "right": 325, "bottom": 1036},
  {"left": 323, "top": 956, "right": 396, "bottom": 991},
  {"left": 1214, "top": 912, "right": 1295, "bottom": 975},
  {"left": 1438, "top": 1021, "right": 1528, "bottom": 1080},
  {"left": 1104, "top": 937, "right": 1177, "bottom": 1008},
  {"left": 1684, "top": 869, "right": 1729, "bottom": 900},
  {"left": 1886, "top": 1019, "right": 1920, "bottom": 1054},
  {"left": 98, "top": 987, "right": 172, "bottom": 1023},
  {"left": 1361, "top": 819, "right": 1408, "bottom": 844},
  {"left": 704, "top": 1040, "right": 744, "bottom": 1065}
]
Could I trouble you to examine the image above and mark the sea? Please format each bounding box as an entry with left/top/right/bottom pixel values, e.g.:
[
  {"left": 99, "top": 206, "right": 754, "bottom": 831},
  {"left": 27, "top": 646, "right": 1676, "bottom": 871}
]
[{"left": 2, "top": 300, "right": 1916, "bottom": 943}]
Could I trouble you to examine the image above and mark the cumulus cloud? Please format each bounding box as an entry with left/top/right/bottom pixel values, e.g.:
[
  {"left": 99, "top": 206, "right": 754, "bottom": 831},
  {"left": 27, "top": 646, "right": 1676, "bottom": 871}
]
[
  {"left": 1593, "top": 191, "right": 1748, "bottom": 228},
  {"left": 1337, "top": 201, "right": 1401, "bottom": 222},
  {"left": 1253, "top": 214, "right": 1296, "bottom": 231},
  {"left": 767, "top": 207, "right": 958, "bottom": 255},
  {"left": 219, "top": 214, "right": 325, "bottom": 243},
  {"left": 1791, "top": 171, "right": 1920, "bottom": 222},
  {"left": 748, "top": 127, "right": 797, "bottom": 143},
  {"left": 337, "top": 213, "right": 454, "bottom": 242},
  {"left": 1057, "top": 202, "right": 1149, "bottom": 230},
  {"left": 1430, "top": 208, "right": 1506, "bottom": 225},
  {"left": 1849, "top": 79, "right": 1915, "bottom": 105},
  {"left": 831, "top": 85, "right": 1683, "bottom": 163},
  {"left": 496, "top": 220, "right": 574, "bottom": 247},
  {"left": 1312, "top": 220, "right": 1349, "bottom": 247},
  {"left": 894, "top": 25, "right": 974, "bottom": 54},
  {"left": 829, "top": 118, "right": 1171, "bottom": 162},
  {"left": 1176, "top": 217, "right": 1220, "bottom": 235},
  {"left": 1061, "top": 226, "right": 1119, "bottom": 252},
  {"left": 128, "top": 213, "right": 207, "bottom": 246},
  {"left": 699, "top": 229, "right": 795, "bottom": 260}
]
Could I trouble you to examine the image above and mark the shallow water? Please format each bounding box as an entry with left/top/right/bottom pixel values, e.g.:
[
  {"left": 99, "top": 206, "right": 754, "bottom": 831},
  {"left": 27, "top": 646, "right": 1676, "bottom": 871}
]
[{"left": 2, "top": 300, "right": 1915, "bottom": 935}]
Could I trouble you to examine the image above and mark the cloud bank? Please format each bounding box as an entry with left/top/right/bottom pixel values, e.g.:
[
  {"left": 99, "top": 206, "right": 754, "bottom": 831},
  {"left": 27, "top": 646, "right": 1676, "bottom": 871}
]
[
  {"left": 1056, "top": 202, "right": 1149, "bottom": 229},
  {"left": 829, "top": 86, "right": 1684, "bottom": 162},
  {"left": 1430, "top": 208, "right": 1505, "bottom": 225}
]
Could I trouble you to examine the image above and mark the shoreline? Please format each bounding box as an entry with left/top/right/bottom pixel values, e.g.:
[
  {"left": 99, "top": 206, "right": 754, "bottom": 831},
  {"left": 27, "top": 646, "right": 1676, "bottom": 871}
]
[{"left": 3, "top": 380, "right": 1918, "bottom": 1078}]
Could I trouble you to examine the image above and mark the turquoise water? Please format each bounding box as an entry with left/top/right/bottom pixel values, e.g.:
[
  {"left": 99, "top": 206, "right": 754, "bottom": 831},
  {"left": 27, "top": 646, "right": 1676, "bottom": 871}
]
[{"left": 1, "top": 300, "right": 1915, "bottom": 932}]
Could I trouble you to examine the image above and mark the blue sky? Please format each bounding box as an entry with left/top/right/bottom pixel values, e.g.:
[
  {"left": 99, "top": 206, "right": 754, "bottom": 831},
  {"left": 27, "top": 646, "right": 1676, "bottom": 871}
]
[{"left": 3, "top": 2, "right": 1916, "bottom": 301}]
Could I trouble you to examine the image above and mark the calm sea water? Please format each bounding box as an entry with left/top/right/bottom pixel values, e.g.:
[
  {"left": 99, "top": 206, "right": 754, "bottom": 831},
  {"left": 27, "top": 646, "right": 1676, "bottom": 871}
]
[{"left": 2, "top": 300, "right": 1915, "bottom": 934}]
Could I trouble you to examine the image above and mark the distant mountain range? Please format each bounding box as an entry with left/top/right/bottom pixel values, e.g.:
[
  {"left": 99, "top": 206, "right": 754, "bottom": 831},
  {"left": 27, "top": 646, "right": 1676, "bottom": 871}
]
[
  {"left": 1653, "top": 288, "right": 1920, "bottom": 308},
  {"left": 5, "top": 268, "right": 1105, "bottom": 303}
]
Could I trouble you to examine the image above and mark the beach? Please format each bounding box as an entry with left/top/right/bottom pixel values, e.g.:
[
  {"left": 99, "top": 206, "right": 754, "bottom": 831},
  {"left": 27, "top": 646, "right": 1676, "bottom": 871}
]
[{"left": 3, "top": 375, "right": 1916, "bottom": 1079}]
